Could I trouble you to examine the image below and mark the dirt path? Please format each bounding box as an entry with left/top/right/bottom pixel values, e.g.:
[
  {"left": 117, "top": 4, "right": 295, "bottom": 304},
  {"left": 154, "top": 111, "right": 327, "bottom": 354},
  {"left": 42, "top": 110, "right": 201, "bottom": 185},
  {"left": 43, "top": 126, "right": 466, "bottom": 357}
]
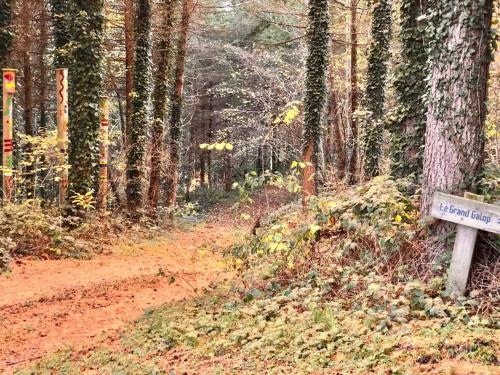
[{"left": 0, "top": 213, "right": 244, "bottom": 373}]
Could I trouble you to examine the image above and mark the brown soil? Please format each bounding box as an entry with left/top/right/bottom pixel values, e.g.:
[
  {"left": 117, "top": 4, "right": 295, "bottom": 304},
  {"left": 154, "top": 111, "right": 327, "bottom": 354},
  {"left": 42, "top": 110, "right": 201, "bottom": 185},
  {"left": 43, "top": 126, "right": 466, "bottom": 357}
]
[
  {"left": 0, "top": 189, "right": 290, "bottom": 373},
  {"left": 0, "top": 224, "right": 234, "bottom": 372}
]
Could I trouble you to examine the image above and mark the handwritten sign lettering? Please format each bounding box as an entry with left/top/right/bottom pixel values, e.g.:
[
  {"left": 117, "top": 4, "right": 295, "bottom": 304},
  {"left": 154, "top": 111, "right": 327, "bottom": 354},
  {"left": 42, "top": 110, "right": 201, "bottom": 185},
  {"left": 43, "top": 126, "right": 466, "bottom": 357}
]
[{"left": 431, "top": 192, "right": 500, "bottom": 235}]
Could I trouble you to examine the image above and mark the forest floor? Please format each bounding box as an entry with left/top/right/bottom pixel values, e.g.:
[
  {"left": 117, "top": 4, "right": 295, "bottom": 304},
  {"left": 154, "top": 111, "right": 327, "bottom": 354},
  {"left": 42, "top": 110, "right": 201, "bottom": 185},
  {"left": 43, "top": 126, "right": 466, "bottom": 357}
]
[
  {"left": 1, "top": 187, "right": 498, "bottom": 375},
  {"left": 0, "top": 190, "right": 289, "bottom": 374}
]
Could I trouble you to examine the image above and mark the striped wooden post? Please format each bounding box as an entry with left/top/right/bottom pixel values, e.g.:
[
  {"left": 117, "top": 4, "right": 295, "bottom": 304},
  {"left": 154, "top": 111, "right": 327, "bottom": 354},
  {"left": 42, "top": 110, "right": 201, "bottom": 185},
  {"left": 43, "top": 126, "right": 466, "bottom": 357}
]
[
  {"left": 2, "top": 69, "right": 17, "bottom": 202},
  {"left": 56, "top": 68, "right": 69, "bottom": 206},
  {"left": 98, "top": 96, "right": 109, "bottom": 209}
]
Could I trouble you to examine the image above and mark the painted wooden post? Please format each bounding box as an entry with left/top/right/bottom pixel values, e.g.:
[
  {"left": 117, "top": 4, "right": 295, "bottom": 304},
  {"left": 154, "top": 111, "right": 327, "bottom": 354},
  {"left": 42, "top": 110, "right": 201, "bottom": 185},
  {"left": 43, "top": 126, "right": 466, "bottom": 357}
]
[
  {"left": 2, "top": 69, "right": 17, "bottom": 202},
  {"left": 56, "top": 68, "right": 69, "bottom": 207},
  {"left": 431, "top": 192, "right": 500, "bottom": 295},
  {"left": 98, "top": 96, "right": 109, "bottom": 209}
]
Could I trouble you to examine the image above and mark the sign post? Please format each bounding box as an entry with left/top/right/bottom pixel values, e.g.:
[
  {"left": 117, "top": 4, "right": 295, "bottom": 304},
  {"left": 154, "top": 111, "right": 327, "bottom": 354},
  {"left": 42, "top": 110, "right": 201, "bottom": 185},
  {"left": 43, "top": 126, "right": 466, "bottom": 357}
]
[
  {"left": 98, "top": 96, "right": 109, "bottom": 210},
  {"left": 2, "top": 69, "right": 17, "bottom": 202},
  {"left": 56, "top": 68, "right": 69, "bottom": 207},
  {"left": 431, "top": 192, "right": 500, "bottom": 295}
]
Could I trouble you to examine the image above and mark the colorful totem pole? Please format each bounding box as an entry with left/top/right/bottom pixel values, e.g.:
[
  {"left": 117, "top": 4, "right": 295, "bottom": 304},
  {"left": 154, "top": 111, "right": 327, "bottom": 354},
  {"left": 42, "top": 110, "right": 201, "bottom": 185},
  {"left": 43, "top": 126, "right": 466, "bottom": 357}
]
[
  {"left": 98, "top": 96, "right": 109, "bottom": 209},
  {"left": 56, "top": 68, "right": 69, "bottom": 207},
  {"left": 2, "top": 69, "right": 17, "bottom": 202}
]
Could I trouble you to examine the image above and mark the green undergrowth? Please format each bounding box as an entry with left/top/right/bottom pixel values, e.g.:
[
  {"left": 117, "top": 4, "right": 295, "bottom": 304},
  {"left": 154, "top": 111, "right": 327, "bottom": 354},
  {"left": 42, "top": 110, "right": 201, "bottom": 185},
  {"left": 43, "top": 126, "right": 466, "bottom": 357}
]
[
  {"left": 20, "top": 269, "right": 499, "bottom": 374},
  {"left": 18, "top": 176, "right": 499, "bottom": 374},
  {"left": 0, "top": 201, "right": 132, "bottom": 272}
]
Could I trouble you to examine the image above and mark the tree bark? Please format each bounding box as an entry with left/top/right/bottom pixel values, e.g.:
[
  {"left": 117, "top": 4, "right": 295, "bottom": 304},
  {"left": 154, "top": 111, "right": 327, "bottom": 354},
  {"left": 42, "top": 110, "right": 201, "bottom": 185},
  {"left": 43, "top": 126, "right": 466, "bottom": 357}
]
[
  {"left": 302, "top": 0, "right": 330, "bottom": 203},
  {"left": 38, "top": 0, "right": 48, "bottom": 134},
  {"left": 389, "top": 0, "right": 428, "bottom": 179},
  {"left": 164, "top": 0, "right": 194, "bottom": 207},
  {"left": 124, "top": 0, "right": 135, "bottom": 148},
  {"left": 148, "top": 0, "right": 177, "bottom": 208},
  {"left": 421, "top": 0, "right": 494, "bottom": 216},
  {"left": 361, "top": 0, "right": 392, "bottom": 178},
  {"left": 126, "top": 0, "right": 152, "bottom": 213},
  {"left": 21, "top": 0, "right": 34, "bottom": 197},
  {"left": 346, "top": 0, "right": 359, "bottom": 185}
]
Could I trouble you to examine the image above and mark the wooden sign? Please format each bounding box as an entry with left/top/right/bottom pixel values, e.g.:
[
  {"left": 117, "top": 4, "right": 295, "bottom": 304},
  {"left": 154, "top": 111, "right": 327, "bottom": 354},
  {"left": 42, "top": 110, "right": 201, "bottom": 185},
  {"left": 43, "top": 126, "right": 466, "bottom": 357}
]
[
  {"left": 2, "top": 69, "right": 17, "bottom": 202},
  {"left": 56, "top": 68, "right": 69, "bottom": 207},
  {"left": 431, "top": 192, "right": 500, "bottom": 234},
  {"left": 431, "top": 192, "right": 500, "bottom": 295}
]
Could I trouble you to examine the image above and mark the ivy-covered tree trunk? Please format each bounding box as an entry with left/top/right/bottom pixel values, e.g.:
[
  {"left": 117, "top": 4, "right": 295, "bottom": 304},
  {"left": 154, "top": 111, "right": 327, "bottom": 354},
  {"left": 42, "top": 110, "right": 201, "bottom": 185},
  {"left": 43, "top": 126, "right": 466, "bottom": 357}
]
[
  {"left": 126, "top": 0, "right": 152, "bottom": 213},
  {"left": 389, "top": 0, "right": 428, "bottom": 179},
  {"left": 21, "top": 0, "right": 35, "bottom": 197},
  {"left": 38, "top": 0, "right": 49, "bottom": 133},
  {"left": 164, "top": 0, "right": 193, "bottom": 207},
  {"left": 346, "top": 0, "right": 359, "bottom": 185},
  {"left": 148, "top": 0, "right": 177, "bottom": 208},
  {"left": 302, "top": 0, "right": 329, "bottom": 201},
  {"left": 0, "top": 0, "right": 14, "bottom": 190},
  {"left": 421, "top": 0, "right": 494, "bottom": 215},
  {"left": 124, "top": 0, "right": 135, "bottom": 147},
  {"left": 50, "top": 0, "right": 72, "bottom": 68},
  {"left": 67, "top": 0, "right": 105, "bottom": 197},
  {"left": 361, "top": 0, "right": 392, "bottom": 178}
]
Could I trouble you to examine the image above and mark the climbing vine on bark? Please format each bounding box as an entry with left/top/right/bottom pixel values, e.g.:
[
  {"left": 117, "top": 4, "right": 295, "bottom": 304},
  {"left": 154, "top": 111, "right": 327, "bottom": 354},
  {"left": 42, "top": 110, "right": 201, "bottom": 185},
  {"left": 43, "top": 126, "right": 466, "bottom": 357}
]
[
  {"left": 126, "top": 0, "right": 153, "bottom": 213},
  {"left": 148, "top": 0, "right": 178, "bottom": 209},
  {"left": 388, "top": 0, "right": 428, "bottom": 180},
  {"left": 421, "top": 0, "right": 495, "bottom": 215},
  {"left": 361, "top": 0, "right": 392, "bottom": 178},
  {"left": 302, "top": 0, "right": 330, "bottom": 199},
  {"left": 67, "top": 0, "right": 105, "bottom": 198}
]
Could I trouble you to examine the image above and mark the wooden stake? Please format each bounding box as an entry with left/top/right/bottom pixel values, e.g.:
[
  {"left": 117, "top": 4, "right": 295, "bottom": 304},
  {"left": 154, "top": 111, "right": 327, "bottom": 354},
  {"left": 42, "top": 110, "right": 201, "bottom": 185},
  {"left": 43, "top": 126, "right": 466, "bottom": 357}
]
[
  {"left": 98, "top": 96, "right": 109, "bottom": 209},
  {"left": 2, "top": 69, "right": 17, "bottom": 202},
  {"left": 430, "top": 191, "right": 500, "bottom": 295},
  {"left": 56, "top": 68, "right": 69, "bottom": 207},
  {"left": 447, "top": 193, "right": 484, "bottom": 295}
]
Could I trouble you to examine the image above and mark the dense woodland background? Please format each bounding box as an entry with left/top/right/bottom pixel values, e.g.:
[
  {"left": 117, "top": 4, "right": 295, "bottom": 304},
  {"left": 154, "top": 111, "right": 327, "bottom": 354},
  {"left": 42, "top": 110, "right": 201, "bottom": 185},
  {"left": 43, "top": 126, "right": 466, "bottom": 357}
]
[{"left": 0, "top": 0, "right": 497, "bottom": 264}]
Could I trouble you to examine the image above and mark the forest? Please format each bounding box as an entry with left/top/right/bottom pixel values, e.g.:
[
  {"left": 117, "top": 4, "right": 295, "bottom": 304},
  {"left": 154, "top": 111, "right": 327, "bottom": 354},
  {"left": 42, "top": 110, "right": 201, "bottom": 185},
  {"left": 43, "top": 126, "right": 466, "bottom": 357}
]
[{"left": 0, "top": 0, "right": 499, "bottom": 373}]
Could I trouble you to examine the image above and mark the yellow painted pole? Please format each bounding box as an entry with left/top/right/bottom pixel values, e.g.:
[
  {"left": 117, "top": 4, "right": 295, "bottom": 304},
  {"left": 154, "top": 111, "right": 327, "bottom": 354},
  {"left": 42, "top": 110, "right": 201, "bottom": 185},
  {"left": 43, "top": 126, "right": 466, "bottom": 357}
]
[
  {"left": 2, "top": 69, "right": 17, "bottom": 202},
  {"left": 98, "top": 96, "right": 109, "bottom": 209},
  {"left": 56, "top": 68, "right": 69, "bottom": 206}
]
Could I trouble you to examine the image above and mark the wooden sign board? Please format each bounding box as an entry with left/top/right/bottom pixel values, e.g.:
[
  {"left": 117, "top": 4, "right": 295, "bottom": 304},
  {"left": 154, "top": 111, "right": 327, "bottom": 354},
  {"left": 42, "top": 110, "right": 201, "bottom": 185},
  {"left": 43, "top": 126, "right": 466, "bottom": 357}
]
[
  {"left": 431, "top": 192, "right": 500, "bottom": 296},
  {"left": 431, "top": 192, "right": 500, "bottom": 234}
]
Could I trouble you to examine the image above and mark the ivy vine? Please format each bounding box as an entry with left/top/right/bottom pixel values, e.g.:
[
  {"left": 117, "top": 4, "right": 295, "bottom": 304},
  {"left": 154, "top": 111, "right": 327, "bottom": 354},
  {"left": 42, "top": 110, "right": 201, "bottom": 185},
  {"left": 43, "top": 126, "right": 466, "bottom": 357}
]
[
  {"left": 388, "top": 0, "right": 428, "bottom": 180},
  {"left": 126, "top": 0, "right": 153, "bottom": 211},
  {"left": 362, "top": 0, "right": 392, "bottom": 178}
]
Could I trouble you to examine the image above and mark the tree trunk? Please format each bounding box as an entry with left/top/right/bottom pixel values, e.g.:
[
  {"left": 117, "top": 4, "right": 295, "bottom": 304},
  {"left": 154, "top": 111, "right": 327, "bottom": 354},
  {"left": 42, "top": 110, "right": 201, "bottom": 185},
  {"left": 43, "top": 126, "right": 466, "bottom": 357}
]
[
  {"left": 126, "top": 0, "right": 152, "bottom": 213},
  {"left": 164, "top": 0, "right": 193, "bottom": 207},
  {"left": 389, "top": 0, "right": 428, "bottom": 179},
  {"left": 225, "top": 151, "right": 232, "bottom": 192},
  {"left": 421, "top": 0, "right": 494, "bottom": 216},
  {"left": 67, "top": 0, "right": 105, "bottom": 198},
  {"left": 124, "top": 0, "right": 135, "bottom": 148},
  {"left": 328, "top": 74, "right": 345, "bottom": 180},
  {"left": 346, "top": 0, "right": 359, "bottom": 185},
  {"left": 38, "top": 0, "right": 48, "bottom": 134},
  {"left": 22, "top": 2, "right": 35, "bottom": 197},
  {"left": 302, "top": 0, "right": 330, "bottom": 203},
  {"left": 361, "top": 0, "right": 392, "bottom": 178},
  {"left": 148, "top": 0, "right": 177, "bottom": 208}
]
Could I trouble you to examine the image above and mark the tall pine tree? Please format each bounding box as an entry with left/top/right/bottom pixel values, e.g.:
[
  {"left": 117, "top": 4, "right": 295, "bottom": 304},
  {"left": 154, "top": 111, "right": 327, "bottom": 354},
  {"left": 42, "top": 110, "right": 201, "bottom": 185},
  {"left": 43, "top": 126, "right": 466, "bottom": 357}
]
[
  {"left": 389, "top": 0, "right": 428, "bottom": 179},
  {"left": 164, "top": 0, "right": 193, "bottom": 207},
  {"left": 421, "top": 0, "right": 494, "bottom": 215},
  {"left": 67, "top": 0, "right": 105, "bottom": 197},
  {"left": 361, "top": 0, "right": 392, "bottom": 178},
  {"left": 126, "top": 0, "right": 153, "bottom": 212},
  {"left": 302, "top": 0, "right": 329, "bottom": 200},
  {"left": 148, "top": 0, "right": 177, "bottom": 208}
]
